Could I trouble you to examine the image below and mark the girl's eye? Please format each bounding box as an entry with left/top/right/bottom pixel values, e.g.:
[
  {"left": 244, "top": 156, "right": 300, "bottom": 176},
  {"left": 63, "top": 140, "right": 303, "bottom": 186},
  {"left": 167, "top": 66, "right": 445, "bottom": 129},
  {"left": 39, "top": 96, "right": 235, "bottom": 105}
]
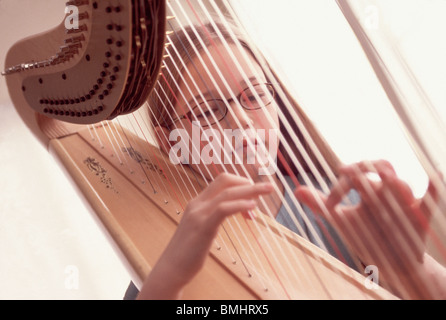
[
  {"left": 249, "top": 94, "right": 263, "bottom": 101},
  {"left": 194, "top": 101, "right": 224, "bottom": 118},
  {"left": 201, "top": 108, "right": 220, "bottom": 118},
  {"left": 193, "top": 107, "right": 212, "bottom": 119},
  {"left": 196, "top": 110, "right": 212, "bottom": 119}
]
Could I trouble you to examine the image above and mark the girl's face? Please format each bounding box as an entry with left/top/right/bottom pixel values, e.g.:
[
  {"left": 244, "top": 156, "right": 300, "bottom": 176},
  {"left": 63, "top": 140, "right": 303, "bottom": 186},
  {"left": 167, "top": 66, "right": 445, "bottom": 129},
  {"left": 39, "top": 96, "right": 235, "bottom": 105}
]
[{"left": 158, "top": 42, "right": 280, "bottom": 181}]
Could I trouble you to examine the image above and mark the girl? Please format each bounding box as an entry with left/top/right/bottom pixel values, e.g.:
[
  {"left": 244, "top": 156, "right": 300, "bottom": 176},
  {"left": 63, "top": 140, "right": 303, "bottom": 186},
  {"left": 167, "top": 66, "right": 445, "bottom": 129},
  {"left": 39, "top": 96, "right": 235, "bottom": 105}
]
[{"left": 133, "top": 20, "right": 445, "bottom": 300}]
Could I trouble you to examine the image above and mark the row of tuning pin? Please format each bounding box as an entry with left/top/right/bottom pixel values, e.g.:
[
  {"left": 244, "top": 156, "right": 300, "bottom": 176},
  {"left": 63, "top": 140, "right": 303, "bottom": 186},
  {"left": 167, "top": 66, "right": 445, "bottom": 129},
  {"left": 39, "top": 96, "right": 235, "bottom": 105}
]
[{"left": 158, "top": 15, "right": 176, "bottom": 75}]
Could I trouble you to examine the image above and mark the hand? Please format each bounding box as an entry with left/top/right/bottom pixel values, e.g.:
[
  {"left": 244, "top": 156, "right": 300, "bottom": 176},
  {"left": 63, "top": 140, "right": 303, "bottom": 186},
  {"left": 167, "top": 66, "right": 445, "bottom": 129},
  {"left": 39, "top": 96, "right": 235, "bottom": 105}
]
[
  {"left": 294, "top": 160, "right": 438, "bottom": 296},
  {"left": 138, "top": 173, "right": 273, "bottom": 299}
]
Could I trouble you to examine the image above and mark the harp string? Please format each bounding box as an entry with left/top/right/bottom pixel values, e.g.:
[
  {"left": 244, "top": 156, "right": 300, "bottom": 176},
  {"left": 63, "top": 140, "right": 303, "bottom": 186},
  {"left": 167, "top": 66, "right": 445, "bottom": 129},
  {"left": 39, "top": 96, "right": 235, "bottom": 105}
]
[
  {"left": 162, "top": 0, "right": 344, "bottom": 296},
  {"left": 178, "top": 0, "right": 446, "bottom": 298},
  {"left": 156, "top": 57, "right": 304, "bottom": 294},
  {"left": 117, "top": 117, "right": 159, "bottom": 193},
  {"left": 170, "top": 0, "right": 398, "bottom": 298},
  {"left": 340, "top": 0, "right": 446, "bottom": 287},
  {"left": 193, "top": 0, "right": 426, "bottom": 298},
  {"left": 135, "top": 104, "right": 247, "bottom": 265},
  {"left": 88, "top": 0, "right": 426, "bottom": 298},
  {"left": 101, "top": 121, "right": 125, "bottom": 165},
  {"left": 146, "top": 93, "right": 250, "bottom": 271},
  {"left": 221, "top": 3, "right": 440, "bottom": 298},
  {"left": 182, "top": 2, "right": 353, "bottom": 297},
  {"left": 177, "top": 0, "right": 355, "bottom": 272},
  {"left": 109, "top": 120, "right": 135, "bottom": 173},
  {"left": 152, "top": 74, "right": 277, "bottom": 280},
  {"left": 136, "top": 105, "right": 199, "bottom": 203},
  {"left": 191, "top": 0, "right": 368, "bottom": 278},
  {"left": 337, "top": 0, "right": 446, "bottom": 261},
  {"left": 63, "top": 2, "right": 444, "bottom": 298},
  {"left": 152, "top": 68, "right": 268, "bottom": 281},
  {"left": 220, "top": 0, "right": 432, "bottom": 278},
  {"left": 149, "top": 78, "right": 242, "bottom": 262},
  {"left": 157, "top": 53, "right": 291, "bottom": 293},
  {"left": 90, "top": 123, "right": 105, "bottom": 149},
  {"left": 131, "top": 112, "right": 188, "bottom": 209},
  {"left": 177, "top": 0, "right": 352, "bottom": 263},
  {"left": 384, "top": 39, "right": 446, "bottom": 261},
  {"left": 152, "top": 73, "right": 273, "bottom": 280},
  {"left": 150, "top": 83, "right": 218, "bottom": 191},
  {"left": 7, "top": 0, "right": 440, "bottom": 299},
  {"left": 115, "top": 111, "right": 263, "bottom": 289},
  {"left": 157, "top": 10, "right": 309, "bottom": 296},
  {"left": 210, "top": 0, "right": 376, "bottom": 265}
]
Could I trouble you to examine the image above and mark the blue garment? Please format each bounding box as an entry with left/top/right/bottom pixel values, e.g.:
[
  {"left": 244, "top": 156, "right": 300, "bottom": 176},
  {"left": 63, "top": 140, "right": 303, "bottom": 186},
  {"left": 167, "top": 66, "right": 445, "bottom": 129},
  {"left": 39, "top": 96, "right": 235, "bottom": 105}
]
[{"left": 275, "top": 174, "right": 360, "bottom": 270}]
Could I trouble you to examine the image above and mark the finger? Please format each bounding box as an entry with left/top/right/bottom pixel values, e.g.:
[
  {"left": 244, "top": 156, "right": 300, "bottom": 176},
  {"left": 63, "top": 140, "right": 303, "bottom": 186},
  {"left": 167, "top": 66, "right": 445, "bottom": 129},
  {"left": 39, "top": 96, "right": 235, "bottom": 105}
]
[
  {"left": 199, "top": 173, "right": 252, "bottom": 199},
  {"left": 347, "top": 164, "right": 427, "bottom": 251},
  {"left": 296, "top": 186, "right": 366, "bottom": 247},
  {"left": 213, "top": 182, "right": 274, "bottom": 203},
  {"left": 326, "top": 161, "right": 389, "bottom": 209},
  {"left": 372, "top": 159, "right": 397, "bottom": 173},
  {"left": 241, "top": 209, "right": 258, "bottom": 220},
  {"left": 339, "top": 159, "right": 396, "bottom": 176},
  {"left": 210, "top": 199, "right": 258, "bottom": 226},
  {"left": 418, "top": 177, "right": 440, "bottom": 229},
  {"left": 294, "top": 186, "right": 329, "bottom": 218},
  {"left": 370, "top": 163, "right": 428, "bottom": 241},
  {"left": 325, "top": 175, "right": 354, "bottom": 209},
  {"left": 420, "top": 173, "right": 441, "bottom": 211},
  {"left": 339, "top": 160, "right": 397, "bottom": 202},
  {"left": 337, "top": 165, "right": 384, "bottom": 207},
  {"left": 377, "top": 164, "right": 415, "bottom": 206}
]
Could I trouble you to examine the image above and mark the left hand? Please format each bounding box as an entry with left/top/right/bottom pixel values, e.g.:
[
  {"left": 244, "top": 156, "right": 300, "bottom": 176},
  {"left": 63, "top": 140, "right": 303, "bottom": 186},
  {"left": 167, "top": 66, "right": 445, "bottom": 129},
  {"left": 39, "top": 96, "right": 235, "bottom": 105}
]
[{"left": 294, "top": 160, "right": 438, "bottom": 279}]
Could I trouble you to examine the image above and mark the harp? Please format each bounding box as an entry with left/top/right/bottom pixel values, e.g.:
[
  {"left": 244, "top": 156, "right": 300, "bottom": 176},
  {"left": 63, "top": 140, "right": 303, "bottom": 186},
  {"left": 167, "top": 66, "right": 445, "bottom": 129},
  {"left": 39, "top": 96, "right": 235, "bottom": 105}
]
[{"left": 2, "top": 0, "right": 445, "bottom": 299}]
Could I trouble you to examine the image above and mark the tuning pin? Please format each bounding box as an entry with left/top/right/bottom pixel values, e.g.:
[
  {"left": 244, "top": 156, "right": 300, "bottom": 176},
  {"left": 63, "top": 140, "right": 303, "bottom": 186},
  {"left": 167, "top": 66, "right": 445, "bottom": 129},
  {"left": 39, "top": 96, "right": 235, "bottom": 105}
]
[
  {"left": 135, "top": 35, "right": 142, "bottom": 48},
  {"left": 159, "top": 64, "right": 166, "bottom": 76},
  {"left": 140, "top": 17, "right": 147, "bottom": 31}
]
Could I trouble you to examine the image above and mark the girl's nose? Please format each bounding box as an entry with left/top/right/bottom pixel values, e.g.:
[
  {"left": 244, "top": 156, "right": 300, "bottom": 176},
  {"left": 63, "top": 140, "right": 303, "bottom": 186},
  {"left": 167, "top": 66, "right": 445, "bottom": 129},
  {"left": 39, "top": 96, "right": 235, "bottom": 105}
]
[{"left": 227, "top": 102, "right": 254, "bottom": 129}]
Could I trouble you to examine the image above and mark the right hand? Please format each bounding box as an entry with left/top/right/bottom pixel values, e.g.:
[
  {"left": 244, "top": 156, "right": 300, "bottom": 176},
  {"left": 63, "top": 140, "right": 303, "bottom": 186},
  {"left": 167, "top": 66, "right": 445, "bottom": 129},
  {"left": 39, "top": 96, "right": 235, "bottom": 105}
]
[{"left": 138, "top": 173, "right": 273, "bottom": 299}]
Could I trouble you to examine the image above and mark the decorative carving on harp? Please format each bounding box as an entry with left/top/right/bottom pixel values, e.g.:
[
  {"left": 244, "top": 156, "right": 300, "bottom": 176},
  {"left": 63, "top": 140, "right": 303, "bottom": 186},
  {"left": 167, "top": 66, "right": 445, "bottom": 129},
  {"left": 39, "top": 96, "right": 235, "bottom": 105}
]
[{"left": 3, "top": 0, "right": 446, "bottom": 299}]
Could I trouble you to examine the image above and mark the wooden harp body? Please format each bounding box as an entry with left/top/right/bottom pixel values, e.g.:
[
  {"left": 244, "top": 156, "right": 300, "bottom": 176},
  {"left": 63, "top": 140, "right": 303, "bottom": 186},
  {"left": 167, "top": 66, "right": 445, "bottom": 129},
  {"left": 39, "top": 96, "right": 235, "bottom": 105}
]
[
  {"left": 4, "top": 0, "right": 445, "bottom": 299},
  {"left": 45, "top": 122, "right": 395, "bottom": 299}
]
